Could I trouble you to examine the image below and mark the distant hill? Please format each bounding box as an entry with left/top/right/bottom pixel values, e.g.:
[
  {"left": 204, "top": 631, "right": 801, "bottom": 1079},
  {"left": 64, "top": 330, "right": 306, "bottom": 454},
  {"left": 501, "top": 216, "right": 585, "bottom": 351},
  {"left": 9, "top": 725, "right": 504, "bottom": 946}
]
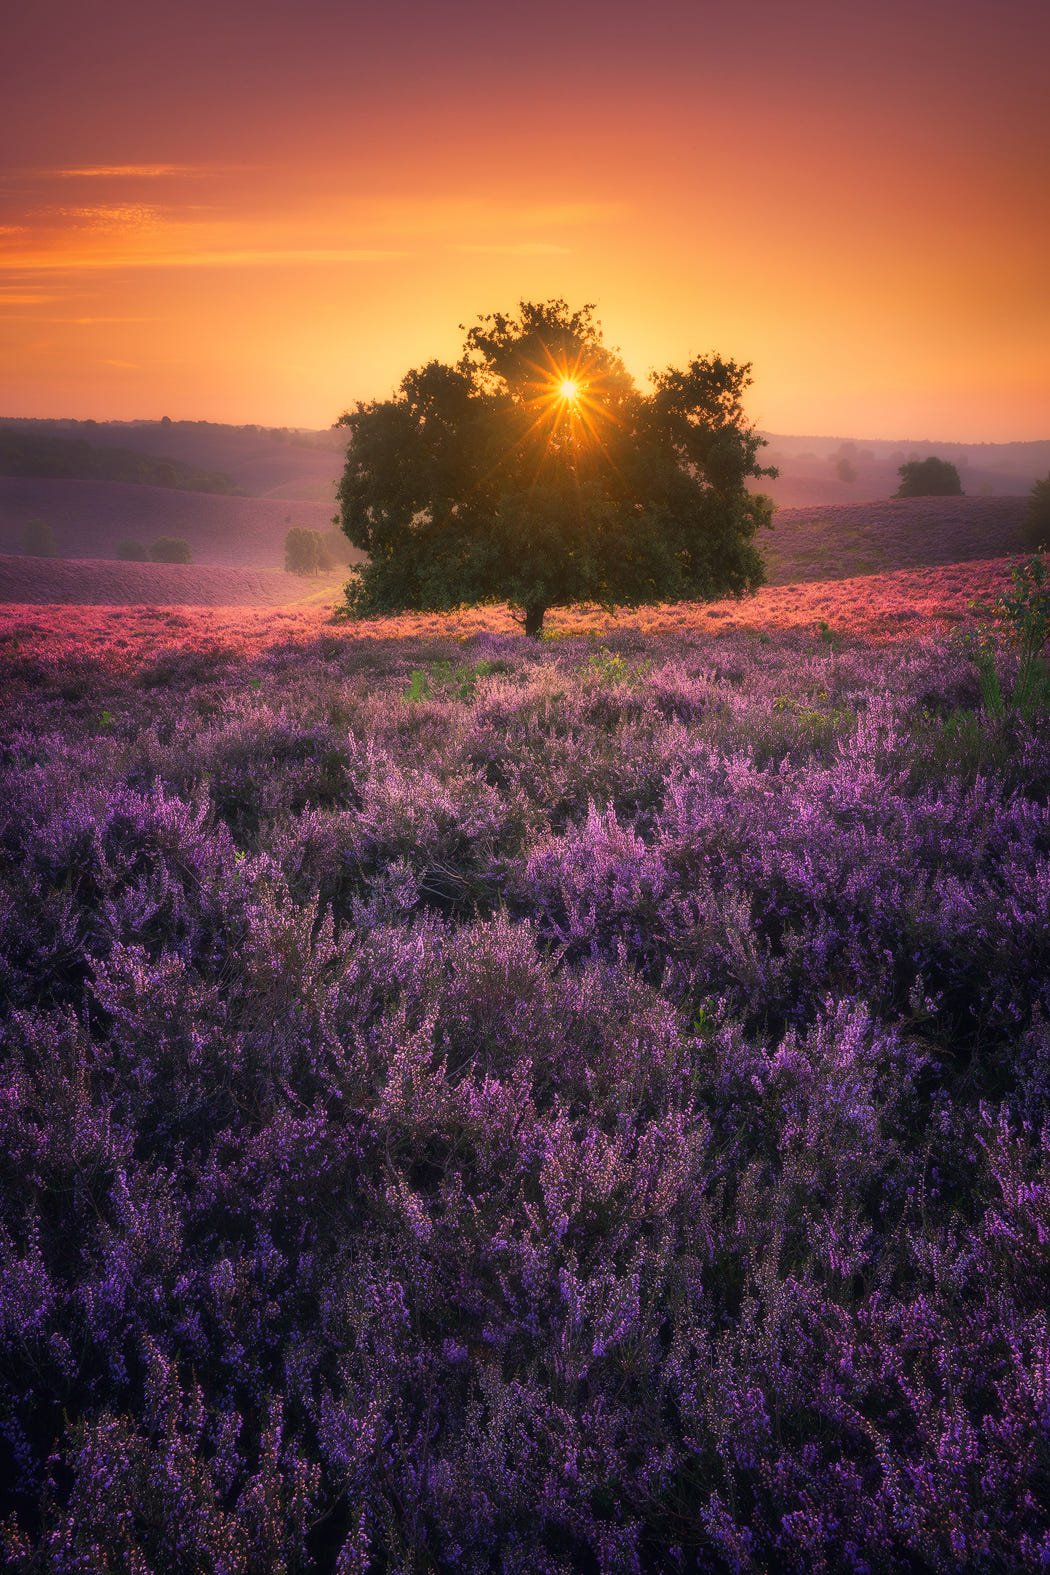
[
  {"left": 756, "top": 433, "right": 1050, "bottom": 509},
  {"left": 2, "top": 417, "right": 1045, "bottom": 510},
  {"left": 0, "top": 427, "right": 238, "bottom": 495},
  {"left": 763, "top": 494, "right": 1032, "bottom": 584},
  {"left": 0, "top": 418, "right": 344, "bottom": 502}
]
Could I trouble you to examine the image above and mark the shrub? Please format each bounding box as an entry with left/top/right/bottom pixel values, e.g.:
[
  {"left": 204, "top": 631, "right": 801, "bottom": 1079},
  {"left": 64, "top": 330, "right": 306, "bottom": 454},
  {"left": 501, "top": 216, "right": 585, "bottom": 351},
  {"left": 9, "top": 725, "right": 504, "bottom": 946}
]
[
  {"left": 1023, "top": 471, "right": 1050, "bottom": 550},
  {"left": 894, "top": 456, "right": 963, "bottom": 497},
  {"left": 968, "top": 552, "right": 1050, "bottom": 720},
  {"left": 1, "top": 615, "right": 1049, "bottom": 1569}
]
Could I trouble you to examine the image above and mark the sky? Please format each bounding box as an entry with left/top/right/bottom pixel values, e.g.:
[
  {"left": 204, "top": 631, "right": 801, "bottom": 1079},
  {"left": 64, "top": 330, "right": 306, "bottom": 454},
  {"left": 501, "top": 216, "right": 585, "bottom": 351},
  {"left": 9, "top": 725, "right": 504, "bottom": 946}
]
[{"left": 2, "top": 0, "right": 1048, "bottom": 440}]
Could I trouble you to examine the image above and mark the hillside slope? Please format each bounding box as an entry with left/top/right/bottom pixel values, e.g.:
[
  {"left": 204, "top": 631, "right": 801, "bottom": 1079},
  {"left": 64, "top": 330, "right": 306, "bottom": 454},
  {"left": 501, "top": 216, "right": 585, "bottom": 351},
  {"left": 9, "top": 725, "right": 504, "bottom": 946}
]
[
  {"left": 764, "top": 494, "right": 1031, "bottom": 583},
  {"left": 0, "top": 554, "right": 344, "bottom": 607},
  {"left": 0, "top": 477, "right": 354, "bottom": 568}
]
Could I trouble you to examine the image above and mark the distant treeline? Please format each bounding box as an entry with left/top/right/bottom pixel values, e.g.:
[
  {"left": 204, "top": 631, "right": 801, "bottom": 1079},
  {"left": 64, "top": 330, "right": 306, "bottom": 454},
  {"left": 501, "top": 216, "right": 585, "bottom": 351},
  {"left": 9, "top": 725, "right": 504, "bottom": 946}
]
[{"left": 0, "top": 429, "right": 239, "bottom": 494}]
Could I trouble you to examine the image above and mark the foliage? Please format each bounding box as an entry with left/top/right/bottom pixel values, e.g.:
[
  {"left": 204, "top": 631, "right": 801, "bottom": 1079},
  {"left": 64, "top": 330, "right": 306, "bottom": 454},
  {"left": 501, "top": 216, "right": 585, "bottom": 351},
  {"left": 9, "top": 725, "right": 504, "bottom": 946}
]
[
  {"left": 20, "top": 519, "right": 56, "bottom": 558},
  {"left": 284, "top": 525, "right": 333, "bottom": 576},
  {"left": 148, "top": 536, "right": 193, "bottom": 564},
  {"left": 967, "top": 552, "right": 1050, "bottom": 720},
  {"left": 1, "top": 612, "right": 1049, "bottom": 1569},
  {"left": 337, "top": 299, "right": 776, "bottom": 634},
  {"left": 403, "top": 657, "right": 495, "bottom": 702},
  {"left": 585, "top": 644, "right": 653, "bottom": 688},
  {"left": 115, "top": 538, "right": 149, "bottom": 561},
  {"left": 1023, "top": 471, "right": 1050, "bottom": 551},
  {"left": 894, "top": 455, "right": 963, "bottom": 497}
]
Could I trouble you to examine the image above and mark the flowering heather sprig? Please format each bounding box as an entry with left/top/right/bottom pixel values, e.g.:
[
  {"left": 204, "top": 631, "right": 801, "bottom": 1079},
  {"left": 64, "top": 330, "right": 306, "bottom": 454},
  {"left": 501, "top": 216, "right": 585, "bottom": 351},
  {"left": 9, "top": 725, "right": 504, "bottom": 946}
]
[{"left": 1, "top": 578, "right": 1048, "bottom": 1569}]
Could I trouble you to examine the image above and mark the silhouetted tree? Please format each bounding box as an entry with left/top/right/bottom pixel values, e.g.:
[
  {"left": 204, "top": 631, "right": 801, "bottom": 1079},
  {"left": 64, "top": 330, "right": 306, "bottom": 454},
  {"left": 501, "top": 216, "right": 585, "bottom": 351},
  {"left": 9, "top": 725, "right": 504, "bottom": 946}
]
[
  {"left": 1024, "top": 473, "right": 1050, "bottom": 551},
  {"left": 21, "top": 519, "right": 57, "bottom": 557},
  {"left": 116, "top": 539, "right": 149, "bottom": 561},
  {"left": 830, "top": 442, "right": 859, "bottom": 483},
  {"left": 149, "top": 537, "right": 192, "bottom": 563},
  {"left": 895, "top": 457, "right": 963, "bottom": 498},
  {"left": 336, "top": 300, "right": 776, "bottom": 635},
  {"left": 284, "top": 526, "right": 332, "bottom": 576}
]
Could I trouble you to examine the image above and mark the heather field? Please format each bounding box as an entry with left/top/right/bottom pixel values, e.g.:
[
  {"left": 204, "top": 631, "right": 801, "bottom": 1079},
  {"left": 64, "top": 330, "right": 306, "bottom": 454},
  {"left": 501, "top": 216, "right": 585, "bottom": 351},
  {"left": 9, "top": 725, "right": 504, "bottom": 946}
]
[
  {"left": 0, "top": 555, "right": 347, "bottom": 609},
  {"left": 1, "top": 563, "right": 1049, "bottom": 1572}
]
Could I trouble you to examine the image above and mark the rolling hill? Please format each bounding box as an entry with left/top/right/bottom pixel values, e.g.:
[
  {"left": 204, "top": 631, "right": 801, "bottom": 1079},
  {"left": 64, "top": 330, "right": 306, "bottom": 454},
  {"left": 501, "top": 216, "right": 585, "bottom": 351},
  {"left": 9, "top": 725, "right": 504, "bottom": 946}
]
[
  {"left": 0, "top": 477, "right": 354, "bottom": 569},
  {"left": 0, "top": 554, "right": 345, "bottom": 607},
  {"left": 761, "top": 493, "right": 1032, "bottom": 584}
]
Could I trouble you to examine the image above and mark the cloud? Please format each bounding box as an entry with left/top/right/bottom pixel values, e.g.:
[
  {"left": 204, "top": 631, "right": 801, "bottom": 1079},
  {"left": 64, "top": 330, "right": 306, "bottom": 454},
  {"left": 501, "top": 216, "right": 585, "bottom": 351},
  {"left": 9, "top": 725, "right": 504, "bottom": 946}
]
[
  {"left": 0, "top": 246, "right": 407, "bottom": 273},
  {"left": 39, "top": 315, "right": 157, "bottom": 324},
  {"left": 52, "top": 204, "right": 162, "bottom": 229},
  {"left": 50, "top": 165, "right": 198, "bottom": 179},
  {"left": 453, "top": 242, "right": 572, "bottom": 256}
]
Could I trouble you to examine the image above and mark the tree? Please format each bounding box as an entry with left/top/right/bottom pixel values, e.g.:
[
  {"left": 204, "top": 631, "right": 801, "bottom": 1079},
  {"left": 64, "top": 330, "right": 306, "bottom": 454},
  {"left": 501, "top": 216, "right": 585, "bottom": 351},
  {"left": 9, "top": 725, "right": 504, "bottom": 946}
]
[
  {"left": 284, "top": 526, "right": 332, "bottom": 576},
  {"left": 336, "top": 299, "right": 776, "bottom": 636},
  {"left": 22, "top": 519, "right": 57, "bottom": 557},
  {"left": 894, "top": 457, "right": 963, "bottom": 498},
  {"left": 1023, "top": 473, "right": 1050, "bottom": 551},
  {"left": 149, "top": 537, "right": 192, "bottom": 563}
]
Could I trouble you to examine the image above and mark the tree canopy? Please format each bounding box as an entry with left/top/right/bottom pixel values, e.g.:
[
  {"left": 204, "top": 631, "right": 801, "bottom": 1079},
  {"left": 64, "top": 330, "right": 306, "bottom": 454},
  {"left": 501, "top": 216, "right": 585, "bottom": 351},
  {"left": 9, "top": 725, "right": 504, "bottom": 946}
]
[
  {"left": 894, "top": 456, "right": 963, "bottom": 498},
  {"left": 284, "top": 526, "right": 332, "bottom": 576},
  {"left": 336, "top": 300, "right": 776, "bottom": 634}
]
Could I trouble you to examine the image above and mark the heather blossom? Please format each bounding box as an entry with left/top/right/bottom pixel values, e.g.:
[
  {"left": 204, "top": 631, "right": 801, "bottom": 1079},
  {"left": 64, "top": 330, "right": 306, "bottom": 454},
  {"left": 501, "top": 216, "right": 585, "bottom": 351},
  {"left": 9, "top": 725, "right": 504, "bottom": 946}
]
[{"left": 1, "top": 580, "right": 1048, "bottom": 1570}]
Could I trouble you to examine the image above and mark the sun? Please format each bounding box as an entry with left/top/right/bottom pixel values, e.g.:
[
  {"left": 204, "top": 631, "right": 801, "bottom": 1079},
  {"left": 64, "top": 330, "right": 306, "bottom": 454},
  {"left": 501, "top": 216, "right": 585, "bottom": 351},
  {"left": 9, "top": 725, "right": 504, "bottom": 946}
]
[{"left": 557, "top": 377, "right": 581, "bottom": 404}]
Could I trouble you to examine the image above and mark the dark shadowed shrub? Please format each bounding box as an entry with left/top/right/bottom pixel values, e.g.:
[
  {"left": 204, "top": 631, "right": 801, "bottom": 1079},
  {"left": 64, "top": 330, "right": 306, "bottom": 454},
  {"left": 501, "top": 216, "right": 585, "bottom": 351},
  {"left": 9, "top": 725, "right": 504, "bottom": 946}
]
[{"left": 895, "top": 456, "right": 963, "bottom": 497}]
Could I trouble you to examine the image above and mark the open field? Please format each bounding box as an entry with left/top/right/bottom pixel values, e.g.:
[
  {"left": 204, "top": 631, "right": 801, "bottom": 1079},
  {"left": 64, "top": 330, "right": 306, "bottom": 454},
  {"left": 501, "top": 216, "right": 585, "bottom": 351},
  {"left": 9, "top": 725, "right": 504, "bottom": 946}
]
[
  {"left": 0, "top": 553, "right": 346, "bottom": 607},
  {"left": 762, "top": 492, "right": 1032, "bottom": 582},
  {"left": 1, "top": 551, "right": 1047, "bottom": 1570},
  {"left": 0, "top": 477, "right": 345, "bottom": 568}
]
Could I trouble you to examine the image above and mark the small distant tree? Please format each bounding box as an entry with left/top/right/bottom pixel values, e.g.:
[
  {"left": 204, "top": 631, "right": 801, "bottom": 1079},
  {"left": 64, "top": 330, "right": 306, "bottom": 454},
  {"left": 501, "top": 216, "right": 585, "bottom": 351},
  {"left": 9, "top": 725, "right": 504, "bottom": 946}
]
[
  {"left": 1023, "top": 473, "right": 1050, "bottom": 550},
  {"left": 149, "top": 537, "right": 192, "bottom": 563},
  {"left": 116, "top": 539, "right": 149, "bottom": 561},
  {"left": 284, "top": 526, "right": 332, "bottom": 576},
  {"left": 22, "top": 519, "right": 57, "bottom": 557},
  {"left": 337, "top": 298, "right": 776, "bottom": 635},
  {"left": 895, "top": 457, "right": 963, "bottom": 498}
]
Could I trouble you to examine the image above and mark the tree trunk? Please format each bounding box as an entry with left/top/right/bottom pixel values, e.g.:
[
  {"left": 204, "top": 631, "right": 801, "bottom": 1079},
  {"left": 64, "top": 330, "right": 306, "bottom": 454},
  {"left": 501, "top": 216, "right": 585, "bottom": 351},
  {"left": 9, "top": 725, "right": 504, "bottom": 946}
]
[{"left": 523, "top": 605, "right": 546, "bottom": 638}]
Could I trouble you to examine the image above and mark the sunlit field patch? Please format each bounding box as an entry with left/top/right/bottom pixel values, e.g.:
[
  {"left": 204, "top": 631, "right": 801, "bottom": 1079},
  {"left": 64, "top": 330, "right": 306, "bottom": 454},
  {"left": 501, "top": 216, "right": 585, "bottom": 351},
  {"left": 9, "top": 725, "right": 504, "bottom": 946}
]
[{"left": 0, "top": 556, "right": 1018, "bottom": 677}]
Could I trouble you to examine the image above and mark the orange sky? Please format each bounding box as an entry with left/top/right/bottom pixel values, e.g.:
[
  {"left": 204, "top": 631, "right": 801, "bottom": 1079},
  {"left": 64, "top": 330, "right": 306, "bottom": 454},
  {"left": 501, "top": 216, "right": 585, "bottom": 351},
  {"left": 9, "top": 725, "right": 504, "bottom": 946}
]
[{"left": 2, "top": 0, "right": 1048, "bottom": 440}]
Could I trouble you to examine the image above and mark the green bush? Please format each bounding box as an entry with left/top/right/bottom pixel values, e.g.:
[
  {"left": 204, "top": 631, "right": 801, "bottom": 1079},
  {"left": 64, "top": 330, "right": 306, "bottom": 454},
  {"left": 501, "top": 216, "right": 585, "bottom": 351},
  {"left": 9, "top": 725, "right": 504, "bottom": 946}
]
[
  {"left": 894, "top": 457, "right": 963, "bottom": 498},
  {"left": 968, "top": 553, "right": 1050, "bottom": 722},
  {"left": 1023, "top": 473, "right": 1050, "bottom": 552}
]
